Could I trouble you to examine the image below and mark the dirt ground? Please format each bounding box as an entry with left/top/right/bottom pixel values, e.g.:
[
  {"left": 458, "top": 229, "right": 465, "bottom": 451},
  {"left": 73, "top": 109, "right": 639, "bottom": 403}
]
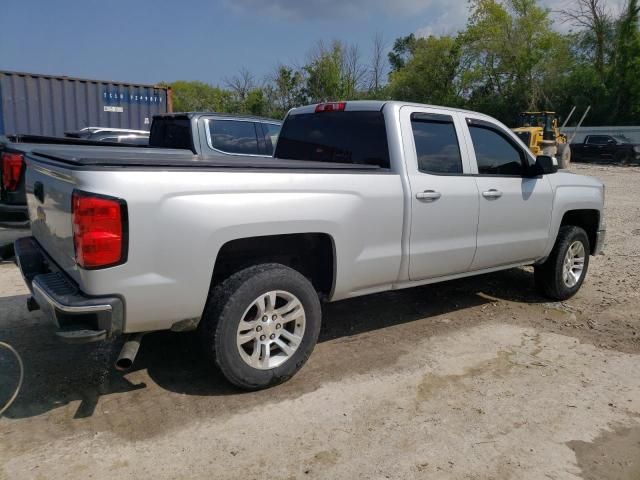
[{"left": 0, "top": 163, "right": 639, "bottom": 480}]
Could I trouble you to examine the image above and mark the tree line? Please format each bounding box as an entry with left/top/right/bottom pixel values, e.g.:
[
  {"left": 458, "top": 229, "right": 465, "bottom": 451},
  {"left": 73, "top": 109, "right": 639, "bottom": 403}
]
[{"left": 164, "top": 0, "right": 640, "bottom": 126}]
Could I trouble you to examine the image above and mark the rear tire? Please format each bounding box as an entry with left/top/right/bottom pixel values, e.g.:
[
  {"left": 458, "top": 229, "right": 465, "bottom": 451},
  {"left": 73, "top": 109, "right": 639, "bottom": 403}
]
[
  {"left": 557, "top": 144, "right": 571, "bottom": 169},
  {"left": 534, "top": 226, "right": 590, "bottom": 301},
  {"left": 200, "top": 263, "right": 321, "bottom": 390}
]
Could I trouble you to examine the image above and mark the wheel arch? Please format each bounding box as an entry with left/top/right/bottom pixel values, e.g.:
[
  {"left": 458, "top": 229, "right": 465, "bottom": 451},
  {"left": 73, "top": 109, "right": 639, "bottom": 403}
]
[
  {"left": 209, "top": 232, "right": 337, "bottom": 300},
  {"left": 559, "top": 209, "right": 600, "bottom": 255}
]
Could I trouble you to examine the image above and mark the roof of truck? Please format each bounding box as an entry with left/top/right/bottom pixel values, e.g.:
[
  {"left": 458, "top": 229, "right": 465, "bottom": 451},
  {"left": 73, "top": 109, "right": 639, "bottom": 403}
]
[{"left": 288, "top": 100, "right": 499, "bottom": 119}]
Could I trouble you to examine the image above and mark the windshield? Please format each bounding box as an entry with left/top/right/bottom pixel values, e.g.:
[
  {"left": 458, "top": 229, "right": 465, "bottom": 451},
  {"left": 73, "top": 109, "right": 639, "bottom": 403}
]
[
  {"left": 613, "top": 134, "right": 632, "bottom": 144},
  {"left": 518, "top": 114, "right": 546, "bottom": 128}
]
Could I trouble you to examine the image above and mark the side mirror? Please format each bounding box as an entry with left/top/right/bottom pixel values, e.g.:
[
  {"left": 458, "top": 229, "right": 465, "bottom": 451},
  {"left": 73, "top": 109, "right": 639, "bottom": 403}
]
[{"left": 529, "top": 155, "right": 558, "bottom": 176}]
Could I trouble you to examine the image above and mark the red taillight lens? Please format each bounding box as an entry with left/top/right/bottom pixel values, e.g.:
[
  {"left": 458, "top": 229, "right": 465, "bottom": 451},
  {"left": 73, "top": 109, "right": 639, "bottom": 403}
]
[
  {"left": 72, "top": 191, "right": 127, "bottom": 268},
  {"left": 315, "top": 102, "right": 346, "bottom": 113},
  {"left": 2, "top": 152, "right": 24, "bottom": 191}
]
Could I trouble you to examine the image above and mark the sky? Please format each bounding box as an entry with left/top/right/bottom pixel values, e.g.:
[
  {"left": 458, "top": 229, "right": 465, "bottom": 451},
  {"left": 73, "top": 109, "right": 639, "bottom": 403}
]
[{"left": 0, "top": 0, "right": 628, "bottom": 87}]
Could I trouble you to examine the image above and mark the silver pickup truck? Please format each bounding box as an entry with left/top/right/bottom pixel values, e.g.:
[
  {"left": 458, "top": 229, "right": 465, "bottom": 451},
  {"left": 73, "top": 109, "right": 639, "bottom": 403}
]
[{"left": 14, "top": 101, "right": 605, "bottom": 390}]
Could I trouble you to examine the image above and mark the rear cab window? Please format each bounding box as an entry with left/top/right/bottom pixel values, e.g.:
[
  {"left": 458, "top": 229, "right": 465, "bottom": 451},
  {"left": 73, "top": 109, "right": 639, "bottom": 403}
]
[
  {"left": 149, "top": 116, "right": 194, "bottom": 151},
  {"left": 275, "top": 110, "right": 390, "bottom": 168}
]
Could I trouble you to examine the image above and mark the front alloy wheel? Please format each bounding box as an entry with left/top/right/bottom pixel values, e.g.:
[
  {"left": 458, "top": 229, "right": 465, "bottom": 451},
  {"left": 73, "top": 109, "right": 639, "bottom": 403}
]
[
  {"left": 534, "top": 225, "right": 590, "bottom": 300},
  {"left": 562, "top": 241, "right": 586, "bottom": 288}
]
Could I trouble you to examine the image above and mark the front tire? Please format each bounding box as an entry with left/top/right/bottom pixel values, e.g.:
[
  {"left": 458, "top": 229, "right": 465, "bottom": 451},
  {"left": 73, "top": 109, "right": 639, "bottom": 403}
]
[
  {"left": 534, "top": 226, "right": 590, "bottom": 301},
  {"left": 200, "top": 263, "right": 321, "bottom": 390}
]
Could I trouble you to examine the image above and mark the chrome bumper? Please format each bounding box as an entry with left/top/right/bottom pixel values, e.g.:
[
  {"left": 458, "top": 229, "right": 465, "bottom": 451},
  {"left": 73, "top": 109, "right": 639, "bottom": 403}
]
[{"left": 14, "top": 236, "right": 123, "bottom": 343}]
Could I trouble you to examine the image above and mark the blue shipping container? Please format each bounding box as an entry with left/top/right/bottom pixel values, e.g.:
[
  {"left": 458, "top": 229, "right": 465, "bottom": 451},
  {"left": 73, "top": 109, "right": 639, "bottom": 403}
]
[{"left": 0, "top": 70, "right": 172, "bottom": 137}]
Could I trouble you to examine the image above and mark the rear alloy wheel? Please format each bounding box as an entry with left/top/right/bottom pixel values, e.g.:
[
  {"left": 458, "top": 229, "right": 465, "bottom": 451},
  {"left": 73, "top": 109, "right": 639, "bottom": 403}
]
[
  {"left": 534, "top": 226, "right": 590, "bottom": 300},
  {"left": 200, "top": 263, "right": 321, "bottom": 390},
  {"left": 236, "top": 290, "right": 306, "bottom": 370}
]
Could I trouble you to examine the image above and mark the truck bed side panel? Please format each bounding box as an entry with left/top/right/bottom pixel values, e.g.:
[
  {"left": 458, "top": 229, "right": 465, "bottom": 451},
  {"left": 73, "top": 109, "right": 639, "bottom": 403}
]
[{"left": 25, "top": 159, "right": 405, "bottom": 333}]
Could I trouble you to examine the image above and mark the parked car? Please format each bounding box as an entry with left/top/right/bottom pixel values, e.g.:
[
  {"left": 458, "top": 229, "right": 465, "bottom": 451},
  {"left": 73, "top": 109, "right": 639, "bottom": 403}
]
[
  {"left": 65, "top": 127, "right": 150, "bottom": 145},
  {"left": 0, "top": 113, "right": 282, "bottom": 228},
  {"left": 572, "top": 134, "right": 640, "bottom": 163},
  {"left": 14, "top": 101, "right": 605, "bottom": 390}
]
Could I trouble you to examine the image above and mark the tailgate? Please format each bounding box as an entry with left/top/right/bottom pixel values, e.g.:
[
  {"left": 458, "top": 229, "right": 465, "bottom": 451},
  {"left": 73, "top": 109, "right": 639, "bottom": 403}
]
[{"left": 24, "top": 154, "right": 79, "bottom": 280}]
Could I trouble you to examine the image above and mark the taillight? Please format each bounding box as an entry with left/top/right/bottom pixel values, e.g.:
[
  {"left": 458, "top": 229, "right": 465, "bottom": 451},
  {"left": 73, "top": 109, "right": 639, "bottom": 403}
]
[
  {"left": 2, "top": 152, "right": 24, "bottom": 191},
  {"left": 315, "top": 102, "right": 346, "bottom": 113},
  {"left": 72, "top": 191, "right": 127, "bottom": 268}
]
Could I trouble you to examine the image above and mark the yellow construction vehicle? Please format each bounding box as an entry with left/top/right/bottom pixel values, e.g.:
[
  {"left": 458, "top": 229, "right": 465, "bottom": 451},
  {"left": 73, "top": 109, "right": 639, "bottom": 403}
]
[{"left": 512, "top": 107, "right": 590, "bottom": 169}]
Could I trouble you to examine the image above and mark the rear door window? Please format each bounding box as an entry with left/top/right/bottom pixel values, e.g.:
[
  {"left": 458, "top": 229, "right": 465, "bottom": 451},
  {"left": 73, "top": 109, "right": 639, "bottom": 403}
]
[
  {"left": 275, "top": 111, "right": 390, "bottom": 168},
  {"left": 209, "top": 120, "right": 260, "bottom": 155},
  {"left": 411, "top": 114, "right": 463, "bottom": 174}
]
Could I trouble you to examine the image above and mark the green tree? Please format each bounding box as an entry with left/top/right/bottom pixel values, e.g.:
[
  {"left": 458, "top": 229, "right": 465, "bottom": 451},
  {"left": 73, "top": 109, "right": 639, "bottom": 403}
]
[
  {"left": 388, "top": 34, "right": 418, "bottom": 72},
  {"left": 169, "top": 80, "right": 234, "bottom": 112},
  {"left": 244, "top": 88, "right": 267, "bottom": 116},
  {"left": 609, "top": 0, "right": 640, "bottom": 123},
  {"left": 265, "top": 66, "right": 306, "bottom": 117},
  {"left": 387, "top": 35, "right": 463, "bottom": 106},
  {"left": 303, "top": 41, "right": 346, "bottom": 101},
  {"left": 461, "top": 0, "right": 571, "bottom": 120},
  {"left": 302, "top": 40, "right": 367, "bottom": 102},
  {"left": 560, "top": 0, "right": 614, "bottom": 80}
]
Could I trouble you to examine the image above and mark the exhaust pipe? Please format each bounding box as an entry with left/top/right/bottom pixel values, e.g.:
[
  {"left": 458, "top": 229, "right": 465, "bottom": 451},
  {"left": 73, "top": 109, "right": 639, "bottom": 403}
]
[{"left": 115, "top": 333, "right": 144, "bottom": 371}]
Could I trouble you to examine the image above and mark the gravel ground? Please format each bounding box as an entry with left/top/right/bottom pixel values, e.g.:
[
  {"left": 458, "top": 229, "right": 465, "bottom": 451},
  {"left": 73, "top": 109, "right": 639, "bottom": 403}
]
[{"left": 0, "top": 163, "right": 639, "bottom": 480}]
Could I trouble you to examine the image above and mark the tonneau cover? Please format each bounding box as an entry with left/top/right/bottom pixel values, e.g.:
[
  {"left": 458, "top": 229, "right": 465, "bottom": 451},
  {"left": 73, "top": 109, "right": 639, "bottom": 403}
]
[{"left": 28, "top": 146, "right": 381, "bottom": 170}]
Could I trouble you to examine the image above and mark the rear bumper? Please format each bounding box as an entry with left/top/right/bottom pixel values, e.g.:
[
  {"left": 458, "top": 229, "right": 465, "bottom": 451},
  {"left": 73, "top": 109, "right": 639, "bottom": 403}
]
[
  {"left": 14, "top": 236, "right": 123, "bottom": 343},
  {"left": 0, "top": 202, "right": 29, "bottom": 229}
]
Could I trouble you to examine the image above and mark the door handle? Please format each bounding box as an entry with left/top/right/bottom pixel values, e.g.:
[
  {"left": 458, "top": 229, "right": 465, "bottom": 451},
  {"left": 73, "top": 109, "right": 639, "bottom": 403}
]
[
  {"left": 416, "top": 190, "right": 442, "bottom": 202},
  {"left": 482, "top": 189, "right": 503, "bottom": 199}
]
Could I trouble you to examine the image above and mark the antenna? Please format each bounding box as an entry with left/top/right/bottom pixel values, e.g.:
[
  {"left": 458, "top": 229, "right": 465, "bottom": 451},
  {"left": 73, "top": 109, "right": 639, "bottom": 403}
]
[{"left": 561, "top": 106, "right": 576, "bottom": 129}]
